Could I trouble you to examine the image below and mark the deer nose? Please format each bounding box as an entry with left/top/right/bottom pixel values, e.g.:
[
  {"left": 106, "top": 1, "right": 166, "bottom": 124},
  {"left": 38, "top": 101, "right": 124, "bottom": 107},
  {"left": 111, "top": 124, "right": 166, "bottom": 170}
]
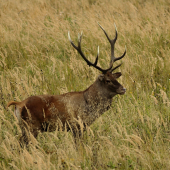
[{"left": 123, "top": 88, "right": 126, "bottom": 92}]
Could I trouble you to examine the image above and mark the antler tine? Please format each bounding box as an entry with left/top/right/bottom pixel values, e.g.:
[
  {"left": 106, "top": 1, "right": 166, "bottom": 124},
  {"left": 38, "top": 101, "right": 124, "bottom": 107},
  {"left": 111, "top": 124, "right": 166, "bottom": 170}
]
[
  {"left": 94, "top": 46, "right": 99, "bottom": 66},
  {"left": 68, "top": 31, "right": 112, "bottom": 74},
  {"left": 114, "top": 45, "right": 126, "bottom": 62},
  {"left": 98, "top": 23, "right": 126, "bottom": 67},
  {"left": 68, "top": 31, "right": 91, "bottom": 66},
  {"left": 111, "top": 63, "right": 122, "bottom": 72},
  {"left": 68, "top": 31, "right": 78, "bottom": 50}
]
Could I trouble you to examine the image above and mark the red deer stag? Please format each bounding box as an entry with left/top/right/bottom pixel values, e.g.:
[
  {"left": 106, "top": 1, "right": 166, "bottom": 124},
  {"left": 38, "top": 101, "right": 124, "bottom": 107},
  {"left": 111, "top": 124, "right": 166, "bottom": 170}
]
[{"left": 7, "top": 23, "right": 126, "bottom": 143}]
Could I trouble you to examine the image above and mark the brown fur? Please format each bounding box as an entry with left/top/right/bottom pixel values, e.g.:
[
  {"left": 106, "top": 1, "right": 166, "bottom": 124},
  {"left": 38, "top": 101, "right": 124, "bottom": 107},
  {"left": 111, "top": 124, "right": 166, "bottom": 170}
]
[{"left": 7, "top": 71, "right": 126, "bottom": 143}]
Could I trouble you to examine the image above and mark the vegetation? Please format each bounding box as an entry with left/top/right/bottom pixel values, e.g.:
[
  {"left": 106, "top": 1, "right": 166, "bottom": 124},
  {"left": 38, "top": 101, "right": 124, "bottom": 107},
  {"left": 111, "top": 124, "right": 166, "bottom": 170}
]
[{"left": 0, "top": 0, "right": 170, "bottom": 169}]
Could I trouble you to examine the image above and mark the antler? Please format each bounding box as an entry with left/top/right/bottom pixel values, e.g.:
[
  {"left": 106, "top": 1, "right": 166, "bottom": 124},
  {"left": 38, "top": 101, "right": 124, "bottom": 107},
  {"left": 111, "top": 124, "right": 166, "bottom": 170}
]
[
  {"left": 97, "top": 23, "right": 126, "bottom": 70},
  {"left": 68, "top": 32, "right": 112, "bottom": 74},
  {"left": 68, "top": 23, "right": 126, "bottom": 74}
]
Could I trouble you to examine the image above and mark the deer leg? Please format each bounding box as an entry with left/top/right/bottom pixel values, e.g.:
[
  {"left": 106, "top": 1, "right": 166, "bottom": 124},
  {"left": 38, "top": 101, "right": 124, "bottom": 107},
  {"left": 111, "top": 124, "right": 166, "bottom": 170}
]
[{"left": 19, "top": 121, "right": 31, "bottom": 146}]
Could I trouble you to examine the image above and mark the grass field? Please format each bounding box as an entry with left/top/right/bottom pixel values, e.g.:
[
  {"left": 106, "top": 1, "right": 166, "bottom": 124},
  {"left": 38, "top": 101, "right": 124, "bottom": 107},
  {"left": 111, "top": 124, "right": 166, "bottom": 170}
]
[{"left": 0, "top": 0, "right": 170, "bottom": 169}]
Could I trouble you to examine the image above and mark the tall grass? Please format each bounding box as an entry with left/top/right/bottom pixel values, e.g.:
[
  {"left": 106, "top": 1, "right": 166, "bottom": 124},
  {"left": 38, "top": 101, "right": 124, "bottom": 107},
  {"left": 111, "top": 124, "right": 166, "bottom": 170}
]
[{"left": 0, "top": 0, "right": 170, "bottom": 169}]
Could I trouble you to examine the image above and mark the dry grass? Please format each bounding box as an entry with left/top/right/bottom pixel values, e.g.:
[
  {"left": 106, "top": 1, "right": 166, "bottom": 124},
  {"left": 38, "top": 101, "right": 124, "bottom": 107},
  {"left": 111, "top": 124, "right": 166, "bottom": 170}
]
[{"left": 0, "top": 0, "right": 170, "bottom": 169}]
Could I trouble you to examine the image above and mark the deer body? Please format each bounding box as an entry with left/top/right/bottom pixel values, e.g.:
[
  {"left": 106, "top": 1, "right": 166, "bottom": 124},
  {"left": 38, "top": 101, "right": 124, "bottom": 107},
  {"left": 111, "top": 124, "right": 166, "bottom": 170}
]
[{"left": 7, "top": 23, "right": 126, "bottom": 143}]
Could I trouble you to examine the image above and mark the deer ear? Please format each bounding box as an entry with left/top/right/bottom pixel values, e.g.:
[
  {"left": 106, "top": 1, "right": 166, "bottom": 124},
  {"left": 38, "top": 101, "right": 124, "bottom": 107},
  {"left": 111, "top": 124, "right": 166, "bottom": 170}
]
[
  {"left": 113, "top": 72, "right": 122, "bottom": 79},
  {"left": 98, "top": 74, "right": 105, "bottom": 81}
]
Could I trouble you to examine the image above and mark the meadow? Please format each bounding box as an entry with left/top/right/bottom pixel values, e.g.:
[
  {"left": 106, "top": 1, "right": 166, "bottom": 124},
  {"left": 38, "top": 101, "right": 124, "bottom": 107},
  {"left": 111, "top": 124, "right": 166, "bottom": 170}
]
[{"left": 0, "top": 0, "right": 170, "bottom": 169}]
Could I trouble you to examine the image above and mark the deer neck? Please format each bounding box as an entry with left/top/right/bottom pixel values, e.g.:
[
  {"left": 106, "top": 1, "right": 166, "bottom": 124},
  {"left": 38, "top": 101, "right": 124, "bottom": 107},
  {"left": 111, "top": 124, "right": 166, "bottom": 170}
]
[
  {"left": 83, "top": 79, "right": 113, "bottom": 109},
  {"left": 81, "top": 80, "right": 112, "bottom": 126}
]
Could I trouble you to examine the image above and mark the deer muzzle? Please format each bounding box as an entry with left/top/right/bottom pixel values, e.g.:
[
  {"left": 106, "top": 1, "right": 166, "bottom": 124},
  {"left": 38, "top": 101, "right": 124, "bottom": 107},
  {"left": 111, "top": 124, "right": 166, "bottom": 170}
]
[{"left": 119, "top": 87, "right": 126, "bottom": 95}]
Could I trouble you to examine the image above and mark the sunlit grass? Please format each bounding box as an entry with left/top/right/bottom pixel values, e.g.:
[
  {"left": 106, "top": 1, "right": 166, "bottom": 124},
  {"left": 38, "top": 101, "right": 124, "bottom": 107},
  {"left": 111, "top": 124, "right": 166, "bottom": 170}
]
[{"left": 0, "top": 0, "right": 170, "bottom": 169}]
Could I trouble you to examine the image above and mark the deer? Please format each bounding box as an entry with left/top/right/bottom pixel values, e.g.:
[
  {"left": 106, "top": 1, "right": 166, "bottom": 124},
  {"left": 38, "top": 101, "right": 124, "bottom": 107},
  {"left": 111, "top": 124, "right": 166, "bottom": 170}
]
[{"left": 7, "top": 23, "right": 126, "bottom": 144}]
